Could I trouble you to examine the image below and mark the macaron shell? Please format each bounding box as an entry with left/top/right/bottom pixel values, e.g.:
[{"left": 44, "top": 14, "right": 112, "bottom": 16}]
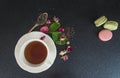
[
  {"left": 94, "top": 16, "right": 108, "bottom": 27},
  {"left": 103, "top": 21, "right": 118, "bottom": 31},
  {"left": 98, "top": 29, "right": 113, "bottom": 41}
]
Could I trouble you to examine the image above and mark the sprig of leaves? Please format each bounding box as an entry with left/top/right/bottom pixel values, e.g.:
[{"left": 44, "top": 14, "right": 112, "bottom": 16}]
[
  {"left": 51, "top": 32, "right": 66, "bottom": 45},
  {"left": 49, "top": 22, "right": 61, "bottom": 32},
  {"left": 46, "top": 20, "right": 67, "bottom": 45}
]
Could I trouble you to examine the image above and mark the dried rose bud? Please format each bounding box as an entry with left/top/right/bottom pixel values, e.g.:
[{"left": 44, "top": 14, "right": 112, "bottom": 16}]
[
  {"left": 60, "top": 35, "right": 66, "bottom": 41},
  {"left": 40, "top": 26, "right": 49, "bottom": 33},
  {"left": 61, "top": 55, "right": 68, "bottom": 61},
  {"left": 59, "top": 50, "right": 67, "bottom": 56},
  {"left": 46, "top": 19, "right": 51, "bottom": 24},
  {"left": 40, "top": 36, "right": 46, "bottom": 40},
  {"left": 60, "top": 36, "right": 66, "bottom": 41},
  {"left": 53, "top": 16, "right": 60, "bottom": 22},
  {"left": 67, "top": 46, "right": 72, "bottom": 52},
  {"left": 59, "top": 28, "right": 64, "bottom": 32},
  {"left": 66, "top": 41, "right": 70, "bottom": 45}
]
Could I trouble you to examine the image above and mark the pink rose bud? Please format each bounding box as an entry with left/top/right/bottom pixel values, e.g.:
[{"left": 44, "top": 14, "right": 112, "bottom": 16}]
[
  {"left": 62, "top": 55, "right": 68, "bottom": 61},
  {"left": 46, "top": 20, "right": 51, "bottom": 24},
  {"left": 60, "top": 36, "right": 66, "bottom": 41},
  {"left": 59, "top": 50, "right": 67, "bottom": 56},
  {"left": 53, "top": 17, "right": 60, "bottom": 22},
  {"left": 40, "top": 26, "right": 49, "bottom": 33},
  {"left": 40, "top": 36, "right": 46, "bottom": 40},
  {"left": 67, "top": 46, "right": 72, "bottom": 52},
  {"left": 60, "top": 35, "right": 66, "bottom": 41},
  {"left": 59, "top": 28, "right": 64, "bottom": 32}
]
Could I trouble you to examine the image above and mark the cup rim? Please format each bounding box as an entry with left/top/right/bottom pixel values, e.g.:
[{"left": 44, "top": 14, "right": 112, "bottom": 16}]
[{"left": 20, "top": 39, "right": 49, "bottom": 67}]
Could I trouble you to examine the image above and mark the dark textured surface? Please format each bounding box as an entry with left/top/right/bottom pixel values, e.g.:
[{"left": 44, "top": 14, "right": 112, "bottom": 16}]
[{"left": 0, "top": 0, "right": 120, "bottom": 78}]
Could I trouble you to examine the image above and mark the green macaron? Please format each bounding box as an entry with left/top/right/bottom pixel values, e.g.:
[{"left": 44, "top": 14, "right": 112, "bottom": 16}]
[
  {"left": 94, "top": 16, "right": 108, "bottom": 27},
  {"left": 103, "top": 21, "right": 118, "bottom": 31}
]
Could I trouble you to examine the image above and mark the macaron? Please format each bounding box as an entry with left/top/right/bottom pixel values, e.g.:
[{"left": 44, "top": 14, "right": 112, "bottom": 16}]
[
  {"left": 98, "top": 29, "right": 113, "bottom": 41},
  {"left": 94, "top": 16, "right": 108, "bottom": 27},
  {"left": 103, "top": 21, "right": 118, "bottom": 31}
]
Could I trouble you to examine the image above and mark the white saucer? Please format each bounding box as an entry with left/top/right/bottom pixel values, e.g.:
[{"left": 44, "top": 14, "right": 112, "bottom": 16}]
[{"left": 14, "top": 31, "right": 57, "bottom": 73}]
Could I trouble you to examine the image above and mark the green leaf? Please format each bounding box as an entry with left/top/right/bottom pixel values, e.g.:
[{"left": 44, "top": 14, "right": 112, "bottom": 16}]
[
  {"left": 52, "top": 32, "right": 62, "bottom": 41},
  {"left": 56, "top": 40, "right": 66, "bottom": 45},
  {"left": 49, "top": 22, "right": 61, "bottom": 32},
  {"left": 51, "top": 32, "right": 66, "bottom": 45}
]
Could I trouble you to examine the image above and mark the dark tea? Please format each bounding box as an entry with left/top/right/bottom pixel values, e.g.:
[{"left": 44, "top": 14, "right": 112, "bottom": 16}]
[{"left": 24, "top": 41, "right": 47, "bottom": 64}]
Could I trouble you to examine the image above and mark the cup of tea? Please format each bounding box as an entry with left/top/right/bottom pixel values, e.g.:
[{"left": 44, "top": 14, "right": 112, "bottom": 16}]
[
  {"left": 15, "top": 32, "right": 57, "bottom": 73},
  {"left": 21, "top": 39, "right": 48, "bottom": 66}
]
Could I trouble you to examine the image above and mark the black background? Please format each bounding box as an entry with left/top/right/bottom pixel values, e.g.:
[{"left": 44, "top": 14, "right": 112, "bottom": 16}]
[{"left": 0, "top": 0, "right": 120, "bottom": 78}]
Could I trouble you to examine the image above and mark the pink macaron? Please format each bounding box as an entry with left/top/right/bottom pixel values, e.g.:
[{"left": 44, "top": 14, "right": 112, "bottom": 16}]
[{"left": 98, "top": 29, "right": 113, "bottom": 41}]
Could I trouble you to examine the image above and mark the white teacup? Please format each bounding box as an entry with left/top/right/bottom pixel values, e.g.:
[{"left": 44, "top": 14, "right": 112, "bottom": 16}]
[
  {"left": 20, "top": 39, "right": 49, "bottom": 67},
  {"left": 15, "top": 32, "right": 56, "bottom": 73}
]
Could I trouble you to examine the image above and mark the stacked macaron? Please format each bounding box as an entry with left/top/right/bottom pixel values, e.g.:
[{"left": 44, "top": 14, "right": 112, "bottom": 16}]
[{"left": 94, "top": 16, "right": 119, "bottom": 41}]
